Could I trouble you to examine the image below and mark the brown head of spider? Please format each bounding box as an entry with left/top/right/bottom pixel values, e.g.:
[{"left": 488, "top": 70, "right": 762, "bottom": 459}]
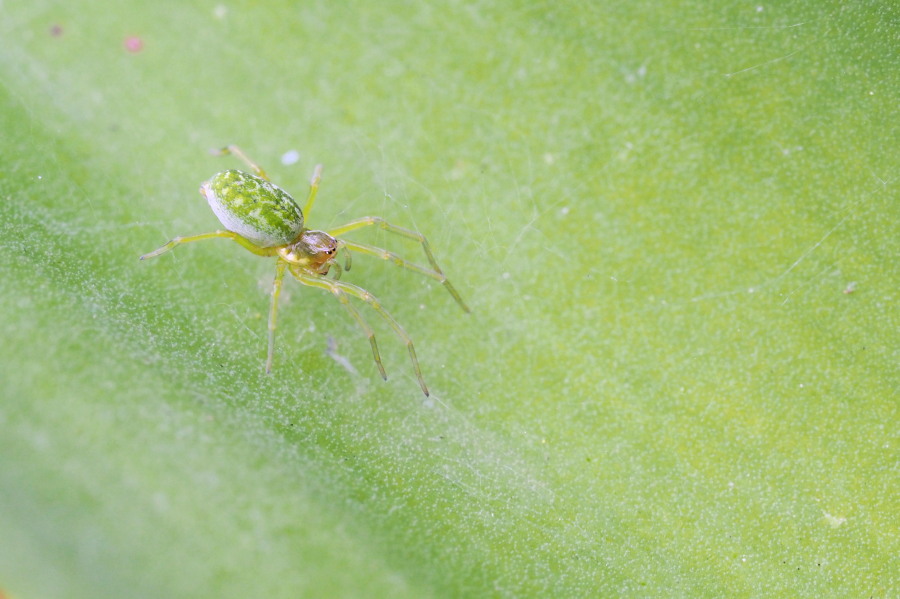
[{"left": 279, "top": 229, "right": 339, "bottom": 275}]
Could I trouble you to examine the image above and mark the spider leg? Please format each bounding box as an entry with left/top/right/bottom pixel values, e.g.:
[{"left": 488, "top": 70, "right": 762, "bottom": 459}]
[
  {"left": 302, "top": 164, "right": 324, "bottom": 218},
  {"left": 139, "top": 230, "right": 277, "bottom": 260},
  {"left": 338, "top": 240, "right": 468, "bottom": 311},
  {"left": 214, "top": 145, "right": 270, "bottom": 181},
  {"left": 326, "top": 217, "right": 470, "bottom": 313},
  {"left": 266, "top": 260, "right": 288, "bottom": 374},
  {"left": 332, "top": 290, "right": 387, "bottom": 381},
  {"left": 289, "top": 267, "right": 427, "bottom": 395}
]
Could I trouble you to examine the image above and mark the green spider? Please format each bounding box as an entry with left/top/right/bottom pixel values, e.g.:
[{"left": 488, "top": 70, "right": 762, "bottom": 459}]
[{"left": 141, "top": 146, "right": 469, "bottom": 396}]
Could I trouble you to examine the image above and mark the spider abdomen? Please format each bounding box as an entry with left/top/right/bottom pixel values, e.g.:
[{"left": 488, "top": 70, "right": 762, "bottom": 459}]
[{"left": 201, "top": 169, "right": 304, "bottom": 247}]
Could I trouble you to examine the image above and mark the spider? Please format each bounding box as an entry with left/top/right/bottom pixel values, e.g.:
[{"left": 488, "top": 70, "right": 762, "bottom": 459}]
[{"left": 141, "top": 146, "right": 469, "bottom": 396}]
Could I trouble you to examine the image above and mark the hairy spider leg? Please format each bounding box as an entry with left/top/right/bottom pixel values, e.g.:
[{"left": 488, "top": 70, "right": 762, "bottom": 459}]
[
  {"left": 215, "top": 145, "right": 270, "bottom": 181},
  {"left": 266, "top": 260, "right": 288, "bottom": 374},
  {"left": 288, "top": 265, "right": 428, "bottom": 396},
  {"left": 303, "top": 164, "right": 324, "bottom": 218},
  {"left": 286, "top": 266, "right": 387, "bottom": 380},
  {"left": 326, "top": 217, "right": 470, "bottom": 313},
  {"left": 338, "top": 239, "right": 468, "bottom": 306},
  {"left": 325, "top": 284, "right": 387, "bottom": 380},
  {"left": 139, "top": 230, "right": 278, "bottom": 261}
]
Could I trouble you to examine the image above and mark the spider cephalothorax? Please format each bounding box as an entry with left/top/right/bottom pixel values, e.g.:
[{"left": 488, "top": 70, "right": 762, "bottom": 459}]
[{"left": 279, "top": 229, "right": 340, "bottom": 275}]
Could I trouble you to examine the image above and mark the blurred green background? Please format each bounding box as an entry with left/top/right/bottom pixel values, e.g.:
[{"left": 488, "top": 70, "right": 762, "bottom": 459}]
[{"left": 0, "top": 1, "right": 896, "bottom": 597}]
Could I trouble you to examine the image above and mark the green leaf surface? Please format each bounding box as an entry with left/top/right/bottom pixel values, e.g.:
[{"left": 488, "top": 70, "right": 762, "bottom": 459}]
[{"left": 1, "top": 1, "right": 896, "bottom": 597}]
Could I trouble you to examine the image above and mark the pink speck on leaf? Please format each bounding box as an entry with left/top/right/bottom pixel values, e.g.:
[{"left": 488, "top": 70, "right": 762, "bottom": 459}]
[
  {"left": 124, "top": 36, "right": 144, "bottom": 53},
  {"left": 49, "top": 24, "right": 64, "bottom": 37}
]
